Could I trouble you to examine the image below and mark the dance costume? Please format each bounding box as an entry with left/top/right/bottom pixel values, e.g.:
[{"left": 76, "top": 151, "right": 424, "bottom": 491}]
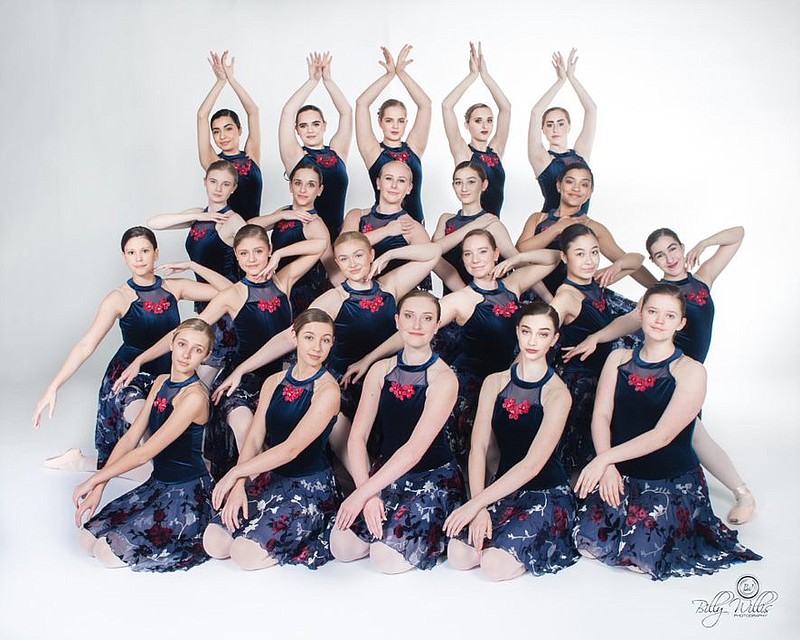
[
  {"left": 469, "top": 145, "right": 505, "bottom": 215},
  {"left": 358, "top": 205, "right": 411, "bottom": 278},
  {"left": 223, "top": 366, "right": 338, "bottom": 569},
  {"left": 368, "top": 142, "right": 424, "bottom": 223},
  {"left": 458, "top": 366, "right": 578, "bottom": 575},
  {"left": 300, "top": 146, "right": 349, "bottom": 239},
  {"left": 450, "top": 280, "right": 520, "bottom": 458},
  {"left": 95, "top": 277, "right": 180, "bottom": 468},
  {"left": 218, "top": 151, "right": 262, "bottom": 220},
  {"left": 533, "top": 209, "right": 587, "bottom": 295},
  {"left": 205, "top": 278, "right": 292, "bottom": 478},
  {"left": 574, "top": 347, "right": 760, "bottom": 579},
  {"left": 85, "top": 374, "right": 213, "bottom": 572},
  {"left": 185, "top": 205, "right": 238, "bottom": 367},
  {"left": 327, "top": 280, "right": 397, "bottom": 419},
  {"left": 537, "top": 150, "right": 590, "bottom": 213},
  {"left": 351, "top": 352, "right": 464, "bottom": 569},
  {"left": 270, "top": 207, "right": 330, "bottom": 315},
  {"left": 663, "top": 274, "right": 714, "bottom": 363}
]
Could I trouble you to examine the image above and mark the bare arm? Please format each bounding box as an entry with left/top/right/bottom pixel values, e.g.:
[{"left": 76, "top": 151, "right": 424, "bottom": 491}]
[
  {"left": 479, "top": 44, "right": 512, "bottom": 157},
  {"left": 562, "top": 309, "right": 642, "bottom": 363},
  {"left": 222, "top": 52, "right": 261, "bottom": 164},
  {"left": 147, "top": 207, "right": 210, "bottom": 231},
  {"left": 321, "top": 53, "right": 354, "bottom": 160},
  {"left": 346, "top": 360, "right": 388, "bottom": 487},
  {"left": 592, "top": 220, "right": 653, "bottom": 288},
  {"left": 279, "top": 54, "right": 321, "bottom": 171},
  {"left": 197, "top": 51, "right": 228, "bottom": 169},
  {"left": 528, "top": 53, "right": 567, "bottom": 175},
  {"left": 441, "top": 44, "right": 479, "bottom": 163},
  {"left": 395, "top": 45, "right": 432, "bottom": 156},
  {"left": 565, "top": 49, "right": 597, "bottom": 161},
  {"left": 355, "top": 48, "right": 395, "bottom": 166},
  {"left": 691, "top": 226, "right": 744, "bottom": 287},
  {"left": 376, "top": 242, "right": 441, "bottom": 298}
]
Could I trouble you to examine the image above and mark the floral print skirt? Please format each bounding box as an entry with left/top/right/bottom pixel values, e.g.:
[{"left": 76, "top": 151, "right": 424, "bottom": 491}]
[
  {"left": 432, "top": 320, "right": 463, "bottom": 367},
  {"left": 461, "top": 484, "right": 579, "bottom": 576},
  {"left": 221, "top": 467, "right": 339, "bottom": 570},
  {"left": 574, "top": 465, "right": 761, "bottom": 580},
  {"left": 554, "top": 367, "right": 598, "bottom": 475},
  {"left": 448, "top": 367, "right": 483, "bottom": 461},
  {"left": 352, "top": 461, "right": 465, "bottom": 570},
  {"left": 85, "top": 473, "right": 213, "bottom": 572}
]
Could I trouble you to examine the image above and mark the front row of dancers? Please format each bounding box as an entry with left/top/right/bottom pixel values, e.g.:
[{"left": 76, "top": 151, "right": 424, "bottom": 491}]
[{"left": 50, "top": 220, "right": 759, "bottom": 581}]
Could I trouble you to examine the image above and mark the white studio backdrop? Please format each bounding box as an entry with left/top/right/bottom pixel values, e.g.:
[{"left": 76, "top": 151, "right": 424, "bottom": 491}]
[{"left": 2, "top": 0, "right": 798, "bottom": 398}]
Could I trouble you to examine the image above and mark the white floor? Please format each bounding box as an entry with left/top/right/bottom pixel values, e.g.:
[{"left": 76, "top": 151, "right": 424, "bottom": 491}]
[{"left": 1, "top": 375, "right": 796, "bottom": 640}]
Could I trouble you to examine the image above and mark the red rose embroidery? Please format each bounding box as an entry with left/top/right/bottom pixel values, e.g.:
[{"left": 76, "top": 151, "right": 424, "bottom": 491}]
[
  {"left": 627, "top": 373, "right": 656, "bottom": 392},
  {"left": 492, "top": 301, "right": 519, "bottom": 318},
  {"left": 361, "top": 223, "right": 374, "bottom": 233},
  {"left": 387, "top": 150, "right": 410, "bottom": 163},
  {"left": 234, "top": 159, "right": 252, "bottom": 176},
  {"left": 480, "top": 153, "right": 499, "bottom": 168},
  {"left": 592, "top": 296, "right": 607, "bottom": 312},
  {"left": 315, "top": 153, "right": 338, "bottom": 168},
  {"left": 686, "top": 288, "right": 709, "bottom": 306},
  {"left": 276, "top": 220, "right": 297, "bottom": 232},
  {"left": 444, "top": 223, "right": 456, "bottom": 235},
  {"left": 153, "top": 397, "right": 168, "bottom": 413},
  {"left": 258, "top": 297, "right": 281, "bottom": 313},
  {"left": 189, "top": 227, "right": 208, "bottom": 241},
  {"left": 389, "top": 381, "right": 415, "bottom": 401},
  {"left": 142, "top": 298, "right": 171, "bottom": 314},
  {"left": 282, "top": 384, "right": 304, "bottom": 402},
  {"left": 502, "top": 397, "right": 531, "bottom": 420},
  {"left": 358, "top": 296, "right": 385, "bottom": 313}
]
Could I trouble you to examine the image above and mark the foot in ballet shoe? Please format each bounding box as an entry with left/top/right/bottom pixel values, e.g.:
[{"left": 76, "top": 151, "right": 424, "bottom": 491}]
[
  {"left": 727, "top": 485, "right": 756, "bottom": 525},
  {"left": 42, "top": 448, "right": 90, "bottom": 471}
]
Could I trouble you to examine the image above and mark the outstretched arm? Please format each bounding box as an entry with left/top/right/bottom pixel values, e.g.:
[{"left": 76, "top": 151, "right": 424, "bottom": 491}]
[
  {"left": 147, "top": 207, "right": 214, "bottom": 231},
  {"left": 562, "top": 309, "right": 642, "bottom": 363},
  {"left": 222, "top": 51, "right": 261, "bottom": 164},
  {"left": 528, "top": 52, "right": 567, "bottom": 175},
  {"left": 355, "top": 47, "right": 396, "bottom": 166},
  {"left": 441, "top": 43, "right": 479, "bottom": 163},
  {"left": 592, "top": 221, "right": 653, "bottom": 288},
  {"left": 279, "top": 53, "right": 322, "bottom": 171},
  {"left": 478, "top": 43, "right": 512, "bottom": 157},
  {"left": 691, "top": 226, "right": 744, "bottom": 287},
  {"left": 395, "top": 45, "right": 432, "bottom": 156},
  {"left": 197, "top": 51, "right": 228, "bottom": 169},
  {"left": 565, "top": 49, "right": 597, "bottom": 161},
  {"left": 321, "top": 53, "right": 354, "bottom": 160},
  {"left": 376, "top": 242, "right": 441, "bottom": 298}
]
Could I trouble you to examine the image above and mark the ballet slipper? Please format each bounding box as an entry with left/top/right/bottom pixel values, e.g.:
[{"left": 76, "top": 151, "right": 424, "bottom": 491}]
[
  {"left": 727, "top": 485, "right": 756, "bottom": 525},
  {"left": 42, "top": 448, "right": 92, "bottom": 471}
]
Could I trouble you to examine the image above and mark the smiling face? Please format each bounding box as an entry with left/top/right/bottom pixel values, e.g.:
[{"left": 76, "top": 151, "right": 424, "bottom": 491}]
[
  {"left": 452, "top": 166, "right": 488, "bottom": 206},
  {"left": 562, "top": 233, "right": 600, "bottom": 283},
  {"left": 170, "top": 328, "right": 213, "bottom": 376},
  {"left": 396, "top": 293, "right": 440, "bottom": 350},
  {"left": 465, "top": 106, "right": 494, "bottom": 143},
  {"left": 122, "top": 236, "right": 158, "bottom": 278},
  {"left": 211, "top": 115, "right": 242, "bottom": 154},
  {"left": 461, "top": 232, "right": 500, "bottom": 279},
  {"left": 557, "top": 168, "right": 593, "bottom": 208},
  {"left": 648, "top": 234, "right": 687, "bottom": 279},
  {"left": 376, "top": 162, "right": 413, "bottom": 206},
  {"left": 542, "top": 108, "right": 571, "bottom": 147},
  {"left": 293, "top": 321, "right": 334, "bottom": 368},
  {"left": 295, "top": 108, "right": 327, "bottom": 148},
  {"left": 639, "top": 292, "right": 686, "bottom": 341},
  {"left": 334, "top": 237, "right": 374, "bottom": 283},
  {"left": 234, "top": 235, "right": 270, "bottom": 276},
  {"left": 204, "top": 168, "right": 237, "bottom": 205},
  {"left": 378, "top": 105, "right": 408, "bottom": 144},
  {"left": 516, "top": 312, "right": 559, "bottom": 362},
  {"left": 290, "top": 166, "right": 324, "bottom": 209}
]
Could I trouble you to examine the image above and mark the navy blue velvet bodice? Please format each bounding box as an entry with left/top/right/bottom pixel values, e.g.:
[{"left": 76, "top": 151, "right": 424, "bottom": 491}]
[
  {"left": 301, "top": 146, "right": 349, "bottom": 238},
  {"left": 493, "top": 366, "right": 566, "bottom": 489},
  {"left": 559, "top": 279, "right": 616, "bottom": 375},
  {"left": 453, "top": 280, "right": 520, "bottom": 379},
  {"left": 185, "top": 206, "right": 238, "bottom": 312},
  {"left": 442, "top": 209, "right": 489, "bottom": 288},
  {"left": 150, "top": 374, "right": 209, "bottom": 483},
  {"left": 536, "top": 149, "right": 590, "bottom": 214},
  {"left": 612, "top": 348, "right": 698, "bottom": 479},
  {"left": 231, "top": 278, "right": 292, "bottom": 379},
  {"left": 264, "top": 365, "right": 334, "bottom": 477},
  {"left": 218, "top": 151, "right": 262, "bottom": 220},
  {"left": 359, "top": 204, "right": 409, "bottom": 275},
  {"left": 368, "top": 142, "right": 424, "bottom": 223},
  {"left": 328, "top": 280, "right": 397, "bottom": 376},
  {"left": 120, "top": 277, "right": 180, "bottom": 375},
  {"left": 664, "top": 274, "right": 715, "bottom": 363},
  {"left": 534, "top": 209, "right": 587, "bottom": 294},
  {"left": 377, "top": 352, "right": 451, "bottom": 472},
  {"left": 469, "top": 145, "right": 505, "bottom": 215}
]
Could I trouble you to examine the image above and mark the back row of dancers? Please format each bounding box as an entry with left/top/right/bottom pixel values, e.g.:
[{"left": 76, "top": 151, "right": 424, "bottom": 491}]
[{"left": 33, "top": 45, "right": 759, "bottom": 580}]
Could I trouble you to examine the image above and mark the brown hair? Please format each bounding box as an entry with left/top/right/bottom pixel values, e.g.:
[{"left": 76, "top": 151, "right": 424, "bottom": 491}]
[
  {"left": 462, "top": 228, "right": 497, "bottom": 251},
  {"left": 378, "top": 99, "right": 407, "bottom": 120},
  {"left": 453, "top": 160, "right": 487, "bottom": 183},
  {"left": 205, "top": 159, "right": 239, "bottom": 184},
  {"left": 121, "top": 226, "right": 157, "bottom": 252},
  {"left": 296, "top": 104, "right": 326, "bottom": 125},
  {"left": 172, "top": 318, "right": 215, "bottom": 354},
  {"left": 642, "top": 283, "right": 687, "bottom": 318},
  {"left": 293, "top": 308, "right": 334, "bottom": 333},
  {"left": 397, "top": 289, "right": 441, "bottom": 323},
  {"left": 464, "top": 103, "right": 491, "bottom": 122},
  {"left": 233, "top": 224, "right": 270, "bottom": 249},
  {"left": 517, "top": 302, "right": 560, "bottom": 330},
  {"left": 541, "top": 106, "right": 571, "bottom": 128},
  {"left": 645, "top": 228, "right": 682, "bottom": 257}
]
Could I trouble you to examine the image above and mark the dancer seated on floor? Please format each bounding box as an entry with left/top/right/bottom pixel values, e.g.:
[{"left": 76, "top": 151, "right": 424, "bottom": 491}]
[
  {"left": 203, "top": 309, "right": 340, "bottom": 570},
  {"left": 444, "top": 302, "right": 578, "bottom": 581},
  {"left": 33, "top": 227, "right": 230, "bottom": 474},
  {"left": 331, "top": 291, "right": 465, "bottom": 573},
  {"left": 73, "top": 319, "right": 216, "bottom": 572},
  {"left": 573, "top": 284, "right": 760, "bottom": 580}
]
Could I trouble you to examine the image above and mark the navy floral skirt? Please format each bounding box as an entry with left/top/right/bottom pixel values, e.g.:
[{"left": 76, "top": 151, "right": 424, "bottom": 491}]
[
  {"left": 553, "top": 367, "right": 598, "bottom": 475},
  {"left": 574, "top": 465, "right": 761, "bottom": 580},
  {"left": 222, "top": 467, "right": 339, "bottom": 569},
  {"left": 95, "top": 346, "right": 168, "bottom": 468},
  {"left": 448, "top": 367, "right": 483, "bottom": 461},
  {"left": 352, "top": 461, "right": 465, "bottom": 570},
  {"left": 432, "top": 321, "right": 463, "bottom": 367},
  {"left": 85, "top": 473, "right": 213, "bottom": 572},
  {"left": 461, "top": 484, "right": 579, "bottom": 576},
  {"left": 290, "top": 265, "right": 332, "bottom": 317},
  {"left": 206, "top": 314, "right": 238, "bottom": 369}
]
